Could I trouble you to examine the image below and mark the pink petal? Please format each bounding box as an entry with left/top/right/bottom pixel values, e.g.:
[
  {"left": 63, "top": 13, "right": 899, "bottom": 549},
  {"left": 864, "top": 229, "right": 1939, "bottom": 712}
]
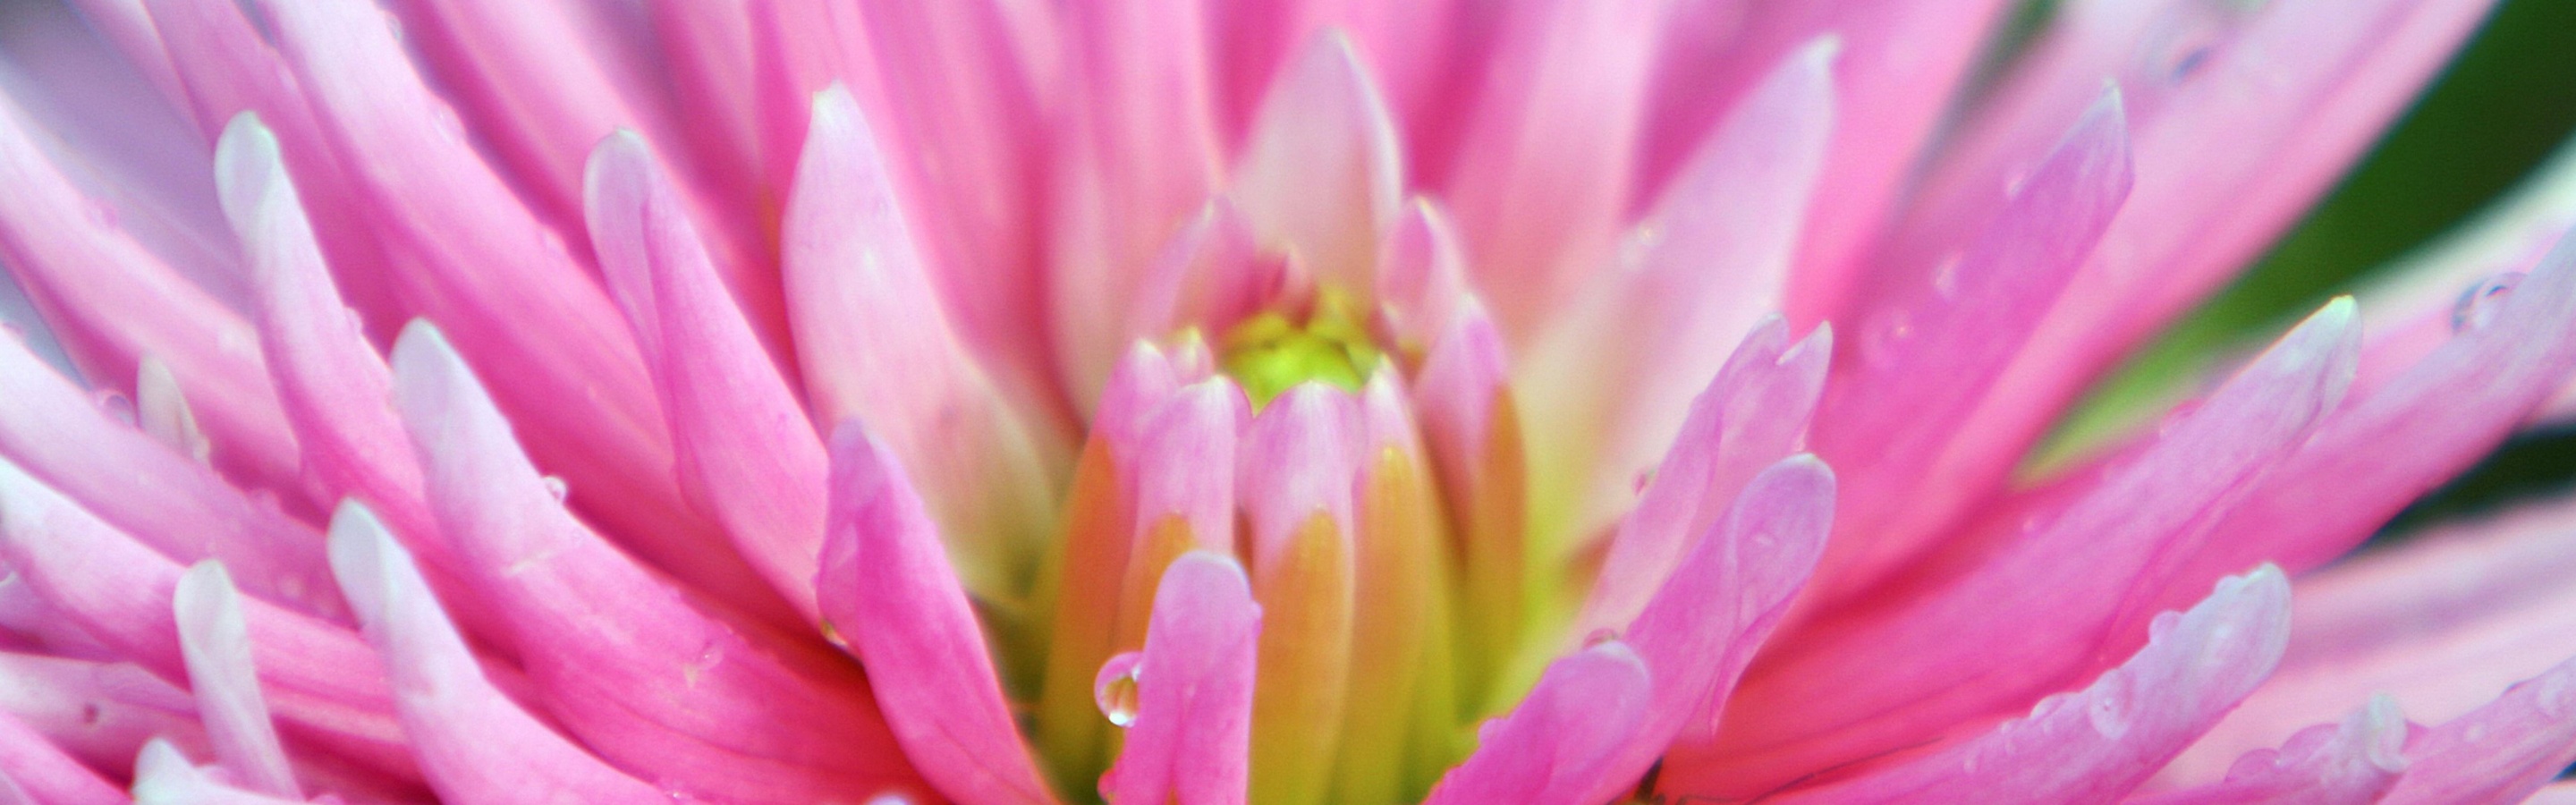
[
  {"left": 1752, "top": 566, "right": 2292, "bottom": 804},
  {"left": 2382, "top": 656, "right": 2576, "bottom": 803},
  {"left": 1579, "top": 454, "right": 1836, "bottom": 804},
  {"left": 128, "top": 739, "right": 299, "bottom": 805},
  {"left": 0, "top": 332, "right": 339, "bottom": 620},
  {"left": 1522, "top": 39, "right": 1835, "bottom": 538},
  {"left": 386, "top": 322, "right": 927, "bottom": 802},
  {"left": 1127, "top": 201, "right": 1282, "bottom": 343},
  {"left": 172, "top": 564, "right": 297, "bottom": 798},
  {"left": 1228, "top": 30, "right": 1403, "bottom": 292},
  {"left": 0, "top": 88, "right": 297, "bottom": 493},
  {"left": 1421, "top": 641, "right": 1651, "bottom": 804},
  {"left": 0, "top": 710, "right": 129, "bottom": 805},
  {"left": 818, "top": 422, "right": 1059, "bottom": 804},
  {"left": 782, "top": 86, "right": 1059, "bottom": 600},
  {"left": 1438, "top": 0, "right": 1660, "bottom": 333},
  {"left": 2133, "top": 696, "right": 2405, "bottom": 805},
  {"left": 1413, "top": 300, "right": 1508, "bottom": 519},
  {"left": 0, "top": 653, "right": 203, "bottom": 781},
  {"left": 254, "top": 0, "right": 792, "bottom": 622},
  {"left": 1134, "top": 380, "right": 1252, "bottom": 555},
  {"left": 326, "top": 503, "right": 664, "bottom": 803},
  {"left": 1693, "top": 300, "right": 2356, "bottom": 795},
  {"left": 587, "top": 130, "right": 829, "bottom": 622},
  {"left": 1101, "top": 552, "right": 1263, "bottom": 805},
  {"left": 1808, "top": 89, "right": 2134, "bottom": 598},
  {"left": 1236, "top": 384, "right": 1363, "bottom": 570},
  {"left": 1572, "top": 318, "right": 1829, "bottom": 641},
  {"left": 1370, "top": 199, "right": 1469, "bottom": 360},
  {"left": 0, "top": 458, "right": 414, "bottom": 780}
]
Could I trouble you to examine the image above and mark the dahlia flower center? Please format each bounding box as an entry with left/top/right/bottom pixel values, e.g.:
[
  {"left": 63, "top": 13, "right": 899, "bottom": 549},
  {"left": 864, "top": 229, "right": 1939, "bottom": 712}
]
[{"left": 1218, "top": 288, "right": 1383, "bottom": 407}]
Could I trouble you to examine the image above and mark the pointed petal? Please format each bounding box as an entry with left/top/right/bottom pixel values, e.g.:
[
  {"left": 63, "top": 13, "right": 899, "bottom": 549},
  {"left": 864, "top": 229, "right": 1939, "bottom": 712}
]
[
  {"left": 1809, "top": 89, "right": 2134, "bottom": 597},
  {"left": 1423, "top": 641, "right": 1650, "bottom": 804},
  {"left": 1572, "top": 319, "right": 1830, "bottom": 640},
  {"left": 1523, "top": 40, "right": 1836, "bottom": 536},
  {"left": 1102, "top": 552, "right": 1262, "bottom": 805},
  {"left": 1230, "top": 30, "right": 1403, "bottom": 291},
  {"left": 387, "top": 321, "right": 926, "bottom": 801},
  {"left": 253, "top": 0, "right": 788, "bottom": 621},
  {"left": 326, "top": 502, "right": 664, "bottom": 803},
  {"left": 135, "top": 358, "right": 209, "bottom": 466},
  {"left": 129, "top": 740, "right": 299, "bottom": 805},
  {"left": 588, "top": 131, "right": 830, "bottom": 622},
  {"left": 819, "top": 423, "right": 1058, "bottom": 804},
  {"left": 0, "top": 333, "right": 339, "bottom": 619},
  {"left": 2382, "top": 656, "right": 2576, "bottom": 803},
  {"left": 1579, "top": 455, "right": 1835, "bottom": 804},
  {"left": 0, "top": 458, "right": 414, "bottom": 779},
  {"left": 1693, "top": 301, "right": 2357, "bottom": 795},
  {"left": 1370, "top": 199, "right": 1470, "bottom": 361},
  {"left": 0, "top": 89, "right": 296, "bottom": 493},
  {"left": 172, "top": 564, "right": 296, "bottom": 798},
  {"left": 1127, "top": 201, "right": 1281, "bottom": 343},
  {"left": 2133, "top": 696, "right": 2405, "bottom": 804},
  {"left": 1237, "top": 384, "right": 1362, "bottom": 569},
  {"left": 1753, "top": 567, "right": 2292, "bottom": 804},
  {"left": 783, "top": 86, "right": 1057, "bottom": 601}
]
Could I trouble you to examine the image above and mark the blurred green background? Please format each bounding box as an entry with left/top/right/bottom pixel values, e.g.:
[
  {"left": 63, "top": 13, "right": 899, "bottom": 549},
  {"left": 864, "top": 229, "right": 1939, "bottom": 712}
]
[{"left": 2052, "top": 0, "right": 2576, "bottom": 538}]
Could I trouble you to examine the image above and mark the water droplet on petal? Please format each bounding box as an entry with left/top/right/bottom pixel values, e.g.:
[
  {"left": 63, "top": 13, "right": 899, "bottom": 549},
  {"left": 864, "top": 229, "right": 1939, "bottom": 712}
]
[
  {"left": 2086, "top": 671, "right": 2134, "bottom": 739},
  {"left": 2465, "top": 723, "right": 2490, "bottom": 743},
  {"left": 2452, "top": 272, "right": 2525, "bottom": 333},
  {"left": 541, "top": 475, "right": 570, "bottom": 503},
  {"left": 1095, "top": 651, "right": 1144, "bottom": 727},
  {"left": 2537, "top": 672, "right": 2572, "bottom": 718},
  {"left": 94, "top": 390, "right": 135, "bottom": 426},
  {"left": 1929, "top": 254, "right": 1963, "bottom": 300}
]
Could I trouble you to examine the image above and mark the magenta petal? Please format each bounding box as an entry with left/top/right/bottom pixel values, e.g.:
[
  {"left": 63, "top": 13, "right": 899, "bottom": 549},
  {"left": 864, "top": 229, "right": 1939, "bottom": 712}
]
[
  {"left": 1758, "top": 566, "right": 2292, "bottom": 803},
  {"left": 1422, "top": 641, "right": 1651, "bottom": 804},
  {"left": 1237, "top": 384, "right": 1364, "bottom": 569},
  {"left": 1101, "top": 552, "right": 1263, "bottom": 805},
  {"left": 819, "top": 423, "right": 1058, "bottom": 804},
  {"left": 0, "top": 653, "right": 204, "bottom": 781},
  {"left": 171, "top": 564, "right": 297, "bottom": 798},
  {"left": 386, "top": 321, "right": 927, "bottom": 801},
  {"left": 2133, "top": 696, "right": 2405, "bottom": 805},
  {"left": 1580, "top": 455, "right": 1835, "bottom": 804},
  {"left": 326, "top": 503, "right": 664, "bottom": 803},
  {"left": 1134, "top": 381, "right": 1252, "bottom": 555},
  {"left": 588, "top": 130, "right": 831, "bottom": 623},
  {"left": 1574, "top": 318, "right": 1830, "bottom": 640},
  {"left": 2382, "top": 655, "right": 2576, "bottom": 803},
  {"left": 0, "top": 711, "right": 127, "bottom": 805}
]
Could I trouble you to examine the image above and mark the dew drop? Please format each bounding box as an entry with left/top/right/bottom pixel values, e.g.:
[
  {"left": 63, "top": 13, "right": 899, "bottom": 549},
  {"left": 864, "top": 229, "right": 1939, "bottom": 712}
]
[
  {"left": 2452, "top": 272, "right": 2524, "bottom": 333},
  {"left": 1094, "top": 651, "right": 1144, "bottom": 727},
  {"left": 1929, "top": 254, "right": 1963, "bottom": 300},
  {"left": 541, "top": 475, "right": 570, "bottom": 503},
  {"left": 93, "top": 390, "right": 135, "bottom": 427},
  {"left": 2465, "top": 723, "right": 2489, "bottom": 743},
  {"left": 2086, "top": 671, "right": 2135, "bottom": 740}
]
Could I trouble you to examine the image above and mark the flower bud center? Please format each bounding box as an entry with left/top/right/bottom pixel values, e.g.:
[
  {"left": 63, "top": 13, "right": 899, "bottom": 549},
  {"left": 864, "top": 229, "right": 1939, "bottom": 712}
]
[{"left": 1219, "top": 288, "right": 1382, "bottom": 408}]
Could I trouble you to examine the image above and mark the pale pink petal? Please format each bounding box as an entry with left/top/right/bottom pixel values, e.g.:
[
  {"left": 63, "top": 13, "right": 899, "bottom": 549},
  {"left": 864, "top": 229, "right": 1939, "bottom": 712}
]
[
  {"left": 1413, "top": 300, "right": 1507, "bottom": 518},
  {"left": 0, "top": 88, "right": 296, "bottom": 493},
  {"left": 1134, "top": 380, "right": 1252, "bottom": 555},
  {"left": 253, "top": 0, "right": 794, "bottom": 623},
  {"left": 1690, "top": 300, "right": 2356, "bottom": 795},
  {"left": 2133, "top": 695, "right": 2405, "bottom": 805},
  {"left": 0, "top": 332, "right": 338, "bottom": 619},
  {"left": 587, "top": 130, "right": 830, "bottom": 622},
  {"left": 129, "top": 740, "right": 297, "bottom": 805},
  {"left": 1101, "top": 552, "right": 1263, "bottom": 805},
  {"left": 1808, "top": 89, "right": 2134, "bottom": 599},
  {"left": 59, "top": 0, "right": 187, "bottom": 112},
  {"left": 1420, "top": 641, "right": 1650, "bottom": 804},
  {"left": 2382, "top": 656, "right": 2576, "bottom": 804},
  {"left": 782, "top": 86, "right": 1059, "bottom": 600},
  {"left": 1579, "top": 455, "right": 1835, "bottom": 804},
  {"left": 1127, "top": 201, "right": 1284, "bottom": 344},
  {"left": 134, "top": 358, "right": 210, "bottom": 466},
  {"left": 2174, "top": 228, "right": 2576, "bottom": 589},
  {"left": 818, "top": 423, "right": 1058, "bottom": 805},
  {"left": 1237, "top": 384, "right": 1363, "bottom": 569},
  {"left": 172, "top": 563, "right": 297, "bottom": 798},
  {"left": 0, "top": 458, "right": 414, "bottom": 780},
  {"left": 1572, "top": 318, "right": 1829, "bottom": 641},
  {"left": 1522, "top": 41, "right": 1835, "bottom": 537},
  {"left": 1228, "top": 30, "right": 1403, "bottom": 292},
  {"left": 1889, "top": 0, "right": 2501, "bottom": 510},
  {"left": 2347, "top": 141, "right": 2576, "bottom": 404},
  {"left": 0, "top": 653, "right": 204, "bottom": 780},
  {"left": 644, "top": 2, "right": 760, "bottom": 223},
  {"left": 0, "top": 710, "right": 129, "bottom": 805},
  {"left": 1437, "top": 0, "right": 1660, "bottom": 334},
  {"left": 386, "top": 321, "right": 928, "bottom": 801},
  {"left": 1370, "top": 199, "right": 1469, "bottom": 360},
  {"left": 326, "top": 502, "right": 664, "bottom": 804},
  {"left": 1752, "top": 566, "right": 2292, "bottom": 804}
]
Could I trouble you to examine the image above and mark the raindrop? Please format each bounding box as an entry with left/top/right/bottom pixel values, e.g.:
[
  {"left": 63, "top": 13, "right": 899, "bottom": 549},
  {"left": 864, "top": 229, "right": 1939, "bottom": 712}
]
[
  {"left": 1929, "top": 254, "right": 1963, "bottom": 301},
  {"left": 2085, "top": 672, "right": 2134, "bottom": 740},
  {"left": 2452, "top": 272, "right": 2525, "bottom": 333},
  {"left": 94, "top": 390, "right": 135, "bottom": 427},
  {"left": 1094, "top": 651, "right": 1144, "bottom": 727},
  {"left": 1859, "top": 311, "right": 1915, "bottom": 368},
  {"left": 2464, "top": 724, "right": 2489, "bottom": 743},
  {"left": 541, "top": 475, "right": 570, "bottom": 503}
]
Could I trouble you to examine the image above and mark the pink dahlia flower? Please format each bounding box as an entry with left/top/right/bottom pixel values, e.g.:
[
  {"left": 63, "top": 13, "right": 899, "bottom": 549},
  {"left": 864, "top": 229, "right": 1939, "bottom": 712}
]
[{"left": 1, "top": 0, "right": 2574, "bottom": 801}]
